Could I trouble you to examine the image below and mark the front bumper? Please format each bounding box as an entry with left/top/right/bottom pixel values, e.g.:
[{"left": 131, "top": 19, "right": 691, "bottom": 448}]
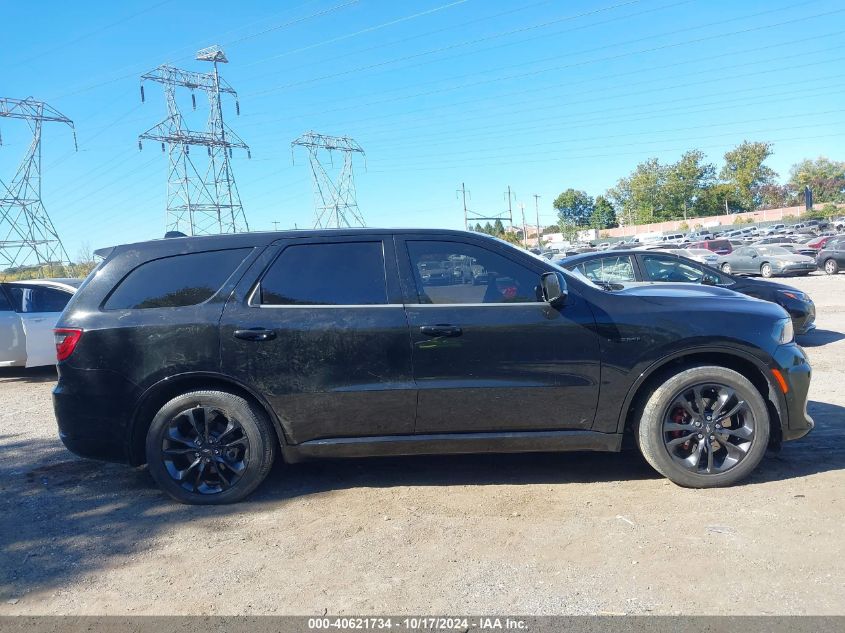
[
  {"left": 772, "top": 343, "right": 814, "bottom": 441},
  {"left": 774, "top": 263, "right": 818, "bottom": 276}
]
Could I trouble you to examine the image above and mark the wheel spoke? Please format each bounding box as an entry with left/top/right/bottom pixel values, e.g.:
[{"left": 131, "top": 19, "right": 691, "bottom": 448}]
[
  {"left": 715, "top": 400, "right": 746, "bottom": 423},
  {"left": 215, "top": 463, "right": 232, "bottom": 489},
  {"left": 166, "top": 426, "right": 198, "bottom": 448},
  {"left": 217, "top": 419, "right": 239, "bottom": 443},
  {"left": 667, "top": 434, "right": 694, "bottom": 448},
  {"left": 163, "top": 447, "right": 197, "bottom": 456},
  {"left": 721, "top": 425, "right": 753, "bottom": 440},
  {"left": 705, "top": 440, "right": 714, "bottom": 473},
  {"left": 223, "top": 436, "right": 248, "bottom": 448},
  {"left": 712, "top": 388, "right": 736, "bottom": 418},
  {"left": 173, "top": 457, "right": 202, "bottom": 481},
  {"left": 184, "top": 408, "right": 204, "bottom": 439},
  {"left": 664, "top": 422, "right": 694, "bottom": 433},
  {"left": 692, "top": 385, "right": 707, "bottom": 416}
]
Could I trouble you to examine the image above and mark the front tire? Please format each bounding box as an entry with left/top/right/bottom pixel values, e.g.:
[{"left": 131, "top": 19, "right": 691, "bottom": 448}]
[
  {"left": 760, "top": 263, "right": 773, "bottom": 278},
  {"left": 146, "top": 390, "right": 277, "bottom": 504},
  {"left": 637, "top": 366, "right": 770, "bottom": 488},
  {"left": 720, "top": 263, "right": 732, "bottom": 273},
  {"left": 824, "top": 258, "right": 839, "bottom": 275}
]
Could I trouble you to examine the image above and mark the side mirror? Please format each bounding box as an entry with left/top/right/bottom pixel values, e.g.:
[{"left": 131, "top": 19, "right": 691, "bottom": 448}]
[{"left": 541, "top": 271, "right": 568, "bottom": 308}]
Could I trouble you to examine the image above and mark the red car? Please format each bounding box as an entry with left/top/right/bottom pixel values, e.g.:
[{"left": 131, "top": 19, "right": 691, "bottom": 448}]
[
  {"left": 689, "top": 239, "right": 733, "bottom": 255},
  {"left": 806, "top": 235, "right": 835, "bottom": 250}
]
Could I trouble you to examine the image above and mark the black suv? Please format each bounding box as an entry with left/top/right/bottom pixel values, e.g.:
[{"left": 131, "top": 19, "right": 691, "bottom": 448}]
[{"left": 54, "top": 229, "right": 813, "bottom": 504}]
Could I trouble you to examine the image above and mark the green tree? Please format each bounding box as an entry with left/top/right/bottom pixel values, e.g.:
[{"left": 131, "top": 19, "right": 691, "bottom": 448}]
[
  {"left": 473, "top": 222, "right": 484, "bottom": 232},
  {"left": 483, "top": 222, "right": 494, "bottom": 234},
  {"left": 553, "top": 189, "right": 594, "bottom": 227},
  {"left": 493, "top": 218, "right": 506, "bottom": 236},
  {"left": 590, "top": 195, "right": 617, "bottom": 229},
  {"left": 788, "top": 157, "right": 845, "bottom": 204},
  {"left": 719, "top": 141, "right": 777, "bottom": 210},
  {"left": 664, "top": 150, "right": 716, "bottom": 219}
]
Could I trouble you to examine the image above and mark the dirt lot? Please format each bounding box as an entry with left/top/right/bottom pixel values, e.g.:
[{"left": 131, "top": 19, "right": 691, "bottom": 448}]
[{"left": 1, "top": 273, "right": 844, "bottom": 616}]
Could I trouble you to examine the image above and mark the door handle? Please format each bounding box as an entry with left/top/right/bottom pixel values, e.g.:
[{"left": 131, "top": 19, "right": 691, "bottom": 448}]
[
  {"left": 420, "top": 324, "right": 462, "bottom": 337},
  {"left": 233, "top": 328, "right": 276, "bottom": 342}
]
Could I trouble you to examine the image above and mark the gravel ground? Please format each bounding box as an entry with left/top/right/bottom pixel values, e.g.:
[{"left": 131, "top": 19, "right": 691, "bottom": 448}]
[{"left": 1, "top": 273, "right": 844, "bottom": 616}]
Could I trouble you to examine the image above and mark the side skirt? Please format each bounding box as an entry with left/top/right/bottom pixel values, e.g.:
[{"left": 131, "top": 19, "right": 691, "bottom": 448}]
[{"left": 281, "top": 430, "right": 623, "bottom": 463}]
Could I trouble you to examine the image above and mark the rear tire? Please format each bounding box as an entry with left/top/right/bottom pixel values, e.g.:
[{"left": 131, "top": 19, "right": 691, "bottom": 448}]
[
  {"left": 824, "top": 258, "right": 839, "bottom": 275},
  {"left": 146, "top": 390, "right": 276, "bottom": 504},
  {"left": 637, "top": 366, "right": 770, "bottom": 488}
]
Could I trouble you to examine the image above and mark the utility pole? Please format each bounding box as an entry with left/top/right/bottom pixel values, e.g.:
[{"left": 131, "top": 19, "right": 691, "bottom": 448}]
[
  {"left": 0, "top": 97, "right": 76, "bottom": 272},
  {"left": 291, "top": 131, "right": 366, "bottom": 228},
  {"left": 504, "top": 186, "right": 515, "bottom": 227},
  {"left": 457, "top": 182, "right": 470, "bottom": 230},
  {"left": 272, "top": 221, "right": 280, "bottom": 231},
  {"left": 520, "top": 202, "right": 527, "bottom": 249},
  {"left": 533, "top": 194, "right": 541, "bottom": 248},
  {"left": 138, "top": 45, "right": 250, "bottom": 236}
]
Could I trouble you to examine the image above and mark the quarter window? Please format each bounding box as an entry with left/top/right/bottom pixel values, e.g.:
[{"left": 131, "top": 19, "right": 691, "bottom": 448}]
[
  {"left": 105, "top": 248, "right": 251, "bottom": 310},
  {"left": 406, "top": 240, "right": 541, "bottom": 304},
  {"left": 576, "top": 256, "right": 636, "bottom": 283},
  {"left": 260, "top": 241, "right": 387, "bottom": 306}
]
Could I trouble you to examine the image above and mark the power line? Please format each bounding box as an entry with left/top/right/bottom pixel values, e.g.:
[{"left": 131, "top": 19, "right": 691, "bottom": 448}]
[
  {"left": 242, "top": 0, "right": 474, "bottom": 69},
  {"left": 246, "top": 0, "right": 668, "bottom": 96}
]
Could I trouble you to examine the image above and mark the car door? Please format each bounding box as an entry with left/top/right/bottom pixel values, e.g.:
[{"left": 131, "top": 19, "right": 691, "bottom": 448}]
[
  {"left": 220, "top": 236, "right": 416, "bottom": 444},
  {"left": 397, "top": 235, "right": 601, "bottom": 434},
  {"left": 4, "top": 284, "right": 73, "bottom": 367},
  {"left": 0, "top": 285, "right": 26, "bottom": 367},
  {"left": 730, "top": 247, "right": 751, "bottom": 273}
]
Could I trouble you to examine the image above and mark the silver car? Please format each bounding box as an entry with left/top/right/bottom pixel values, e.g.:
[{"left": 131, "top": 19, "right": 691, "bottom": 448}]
[
  {"left": 718, "top": 246, "right": 817, "bottom": 278},
  {"left": 0, "top": 278, "right": 80, "bottom": 368},
  {"left": 674, "top": 248, "right": 720, "bottom": 268}
]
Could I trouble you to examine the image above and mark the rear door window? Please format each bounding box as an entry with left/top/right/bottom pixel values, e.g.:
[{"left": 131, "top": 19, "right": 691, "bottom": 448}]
[
  {"left": 640, "top": 255, "right": 703, "bottom": 283},
  {"left": 259, "top": 241, "right": 387, "bottom": 306},
  {"left": 105, "top": 248, "right": 251, "bottom": 310}
]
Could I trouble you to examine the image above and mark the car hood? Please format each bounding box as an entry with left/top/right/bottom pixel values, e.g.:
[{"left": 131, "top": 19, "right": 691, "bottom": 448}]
[{"left": 614, "top": 282, "right": 753, "bottom": 299}]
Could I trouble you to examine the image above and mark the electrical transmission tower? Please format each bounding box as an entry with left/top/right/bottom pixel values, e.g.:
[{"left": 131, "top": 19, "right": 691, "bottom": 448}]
[
  {"left": 139, "top": 45, "right": 250, "bottom": 236},
  {"left": 0, "top": 97, "right": 75, "bottom": 272},
  {"left": 291, "top": 131, "right": 366, "bottom": 229}
]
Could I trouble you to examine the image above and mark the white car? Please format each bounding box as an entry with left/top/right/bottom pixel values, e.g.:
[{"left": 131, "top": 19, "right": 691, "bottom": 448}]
[{"left": 0, "top": 278, "right": 81, "bottom": 368}]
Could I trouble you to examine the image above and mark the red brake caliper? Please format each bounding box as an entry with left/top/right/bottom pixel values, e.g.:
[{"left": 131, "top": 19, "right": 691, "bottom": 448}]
[{"left": 670, "top": 406, "right": 691, "bottom": 449}]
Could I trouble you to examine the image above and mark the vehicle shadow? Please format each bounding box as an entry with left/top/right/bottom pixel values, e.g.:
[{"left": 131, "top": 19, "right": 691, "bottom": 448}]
[
  {"left": 2, "top": 401, "right": 843, "bottom": 601},
  {"left": 797, "top": 329, "right": 845, "bottom": 347},
  {"left": 0, "top": 366, "right": 57, "bottom": 384}
]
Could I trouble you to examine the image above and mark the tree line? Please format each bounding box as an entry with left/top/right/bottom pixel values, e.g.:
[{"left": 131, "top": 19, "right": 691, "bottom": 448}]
[{"left": 553, "top": 142, "right": 845, "bottom": 236}]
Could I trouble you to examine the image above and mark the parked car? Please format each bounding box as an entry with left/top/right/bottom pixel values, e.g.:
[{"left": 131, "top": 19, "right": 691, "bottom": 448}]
[
  {"left": 805, "top": 235, "right": 836, "bottom": 250},
  {"left": 718, "top": 246, "right": 817, "bottom": 278},
  {"left": 660, "top": 233, "right": 685, "bottom": 243},
  {"left": 761, "top": 224, "right": 785, "bottom": 235},
  {"left": 1, "top": 279, "right": 81, "bottom": 368},
  {"left": 689, "top": 239, "right": 733, "bottom": 255},
  {"left": 687, "top": 230, "right": 713, "bottom": 241},
  {"left": 816, "top": 236, "right": 845, "bottom": 274},
  {"left": 831, "top": 217, "right": 845, "bottom": 232},
  {"left": 558, "top": 250, "right": 816, "bottom": 334},
  {"left": 53, "top": 229, "right": 812, "bottom": 504}
]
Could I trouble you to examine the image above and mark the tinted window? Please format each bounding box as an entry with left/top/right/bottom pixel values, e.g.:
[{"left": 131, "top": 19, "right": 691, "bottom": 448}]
[
  {"left": 406, "top": 240, "right": 541, "bottom": 304},
  {"left": 260, "top": 242, "right": 386, "bottom": 306},
  {"left": 5, "top": 285, "right": 72, "bottom": 313},
  {"left": 641, "top": 255, "right": 704, "bottom": 283},
  {"left": 576, "top": 255, "right": 636, "bottom": 283},
  {"left": 105, "top": 248, "right": 250, "bottom": 310},
  {"left": 0, "top": 287, "right": 12, "bottom": 311}
]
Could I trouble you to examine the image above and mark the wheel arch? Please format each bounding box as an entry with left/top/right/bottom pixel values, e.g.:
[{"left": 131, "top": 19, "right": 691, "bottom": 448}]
[
  {"left": 128, "top": 371, "right": 289, "bottom": 466},
  {"left": 617, "top": 348, "right": 785, "bottom": 449}
]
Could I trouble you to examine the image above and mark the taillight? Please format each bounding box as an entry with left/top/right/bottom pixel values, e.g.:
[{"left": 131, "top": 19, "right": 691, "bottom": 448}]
[{"left": 54, "top": 328, "right": 83, "bottom": 361}]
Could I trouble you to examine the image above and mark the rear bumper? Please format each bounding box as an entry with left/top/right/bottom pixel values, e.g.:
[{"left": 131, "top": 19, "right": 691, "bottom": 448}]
[
  {"left": 53, "top": 366, "right": 137, "bottom": 464},
  {"left": 772, "top": 343, "right": 814, "bottom": 442}
]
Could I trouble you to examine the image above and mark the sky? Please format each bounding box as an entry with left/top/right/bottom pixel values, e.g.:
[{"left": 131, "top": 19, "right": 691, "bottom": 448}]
[{"left": 2, "top": 0, "right": 844, "bottom": 259}]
